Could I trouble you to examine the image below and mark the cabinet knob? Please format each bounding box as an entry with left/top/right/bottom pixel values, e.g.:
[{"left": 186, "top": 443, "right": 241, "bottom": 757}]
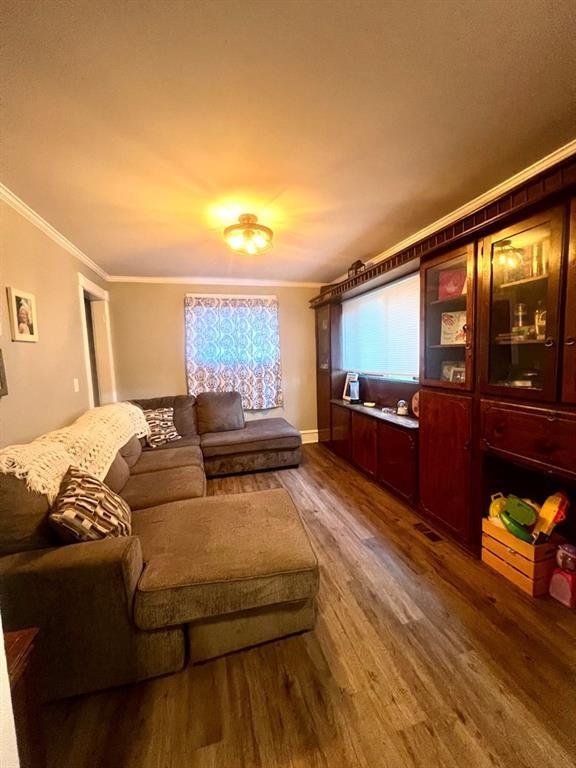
[
  {"left": 544, "top": 337, "right": 555, "bottom": 348},
  {"left": 565, "top": 336, "right": 576, "bottom": 347}
]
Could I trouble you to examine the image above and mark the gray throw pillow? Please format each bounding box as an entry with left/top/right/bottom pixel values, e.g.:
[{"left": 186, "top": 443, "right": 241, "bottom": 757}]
[{"left": 196, "top": 391, "right": 245, "bottom": 434}]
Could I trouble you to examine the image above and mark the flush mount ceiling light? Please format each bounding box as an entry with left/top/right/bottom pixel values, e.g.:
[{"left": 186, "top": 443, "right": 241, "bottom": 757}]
[{"left": 223, "top": 213, "right": 273, "bottom": 256}]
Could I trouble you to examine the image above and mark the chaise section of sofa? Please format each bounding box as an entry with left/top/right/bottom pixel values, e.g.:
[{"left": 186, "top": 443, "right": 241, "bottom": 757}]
[{"left": 131, "top": 488, "right": 318, "bottom": 661}]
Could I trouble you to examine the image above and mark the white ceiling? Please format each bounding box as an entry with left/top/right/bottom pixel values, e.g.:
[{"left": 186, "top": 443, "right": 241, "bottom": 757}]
[{"left": 2, "top": 0, "right": 576, "bottom": 283}]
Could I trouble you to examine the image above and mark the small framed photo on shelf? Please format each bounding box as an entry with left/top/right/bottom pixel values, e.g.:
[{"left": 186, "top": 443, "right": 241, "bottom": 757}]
[
  {"left": 441, "top": 361, "right": 463, "bottom": 382},
  {"left": 449, "top": 367, "right": 466, "bottom": 384},
  {"left": 342, "top": 372, "right": 360, "bottom": 402},
  {"left": 7, "top": 287, "right": 39, "bottom": 342},
  {"left": 440, "top": 310, "right": 466, "bottom": 345}
]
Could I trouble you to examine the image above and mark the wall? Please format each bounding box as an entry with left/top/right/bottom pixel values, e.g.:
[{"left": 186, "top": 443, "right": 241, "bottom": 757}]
[
  {"left": 109, "top": 282, "right": 318, "bottom": 432},
  {"left": 0, "top": 201, "right": 107, "bottom": 446}
]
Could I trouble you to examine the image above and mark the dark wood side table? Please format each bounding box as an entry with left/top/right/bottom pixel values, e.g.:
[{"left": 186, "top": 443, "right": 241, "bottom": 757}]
[{"left": 4, "top": 628, "right": 45, "bottom": 768}]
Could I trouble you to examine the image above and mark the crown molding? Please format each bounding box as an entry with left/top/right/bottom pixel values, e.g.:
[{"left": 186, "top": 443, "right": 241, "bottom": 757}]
[
  {"left": 0, "top": 183, "right": 109, "bottom": 281},
  {"left": 330, "top": 138, "right": 576, "bottom": 283},
  {"left": 107, "top": 275, "right": 324, "bottom": 288}
]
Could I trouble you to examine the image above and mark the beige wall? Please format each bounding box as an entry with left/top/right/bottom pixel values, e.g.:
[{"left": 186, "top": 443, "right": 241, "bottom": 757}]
[
  {"left": 110, "top": 282, "right": 318, "bottom": 432},
  {"left": 0, "top": 201, "right": 107, "bottom": 446}
]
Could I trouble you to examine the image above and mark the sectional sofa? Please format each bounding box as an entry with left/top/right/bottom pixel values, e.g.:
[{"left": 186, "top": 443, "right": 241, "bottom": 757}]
[{"left": 0, "top": 392, "right": 318, "bottom": 701}]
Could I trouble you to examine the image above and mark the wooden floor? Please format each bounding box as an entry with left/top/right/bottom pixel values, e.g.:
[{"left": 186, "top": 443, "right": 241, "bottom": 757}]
[{"left": 43, "top": 444, "right": 576, "bottom": 768}]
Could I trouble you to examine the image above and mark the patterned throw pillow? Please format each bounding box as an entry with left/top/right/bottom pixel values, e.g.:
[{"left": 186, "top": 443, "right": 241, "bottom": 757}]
[
  {"left": 143, "top": 407, "right": 182, "bottom": 448},
  {"left": 49, "top": 467, "right": 131, "bottom": 543}
]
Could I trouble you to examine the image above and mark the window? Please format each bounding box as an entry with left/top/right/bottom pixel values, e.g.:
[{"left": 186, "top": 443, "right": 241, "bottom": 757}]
[
  {"left": 184, "top": 294, "right": 283, "bottom": 409},
  {"left": 342, "top": 273, "right": 420, "bottom": 380}
]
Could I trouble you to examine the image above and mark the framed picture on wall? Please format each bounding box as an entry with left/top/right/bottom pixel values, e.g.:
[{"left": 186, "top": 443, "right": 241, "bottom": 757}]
[
  {"left": 0, "top": 349, "right": 8, "bottom": 396},
  {"left": 7, "top": 287, "right": 39, "bottom": 342}
]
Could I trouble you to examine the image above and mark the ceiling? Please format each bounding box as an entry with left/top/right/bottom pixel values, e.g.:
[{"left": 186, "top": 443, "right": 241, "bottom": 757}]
[{"left": 2, "top": 0, "right": 576, "bottom": 283}]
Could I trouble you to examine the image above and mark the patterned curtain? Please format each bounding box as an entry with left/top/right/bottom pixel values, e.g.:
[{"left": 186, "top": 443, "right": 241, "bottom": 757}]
[{"left": 184, "top": 295, "right": 283, "bottom": 410}]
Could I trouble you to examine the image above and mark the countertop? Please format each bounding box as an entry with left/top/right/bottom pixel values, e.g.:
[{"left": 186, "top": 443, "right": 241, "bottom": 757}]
[{"left": 330, "top": 399, "right": 419, "bottom": 430}]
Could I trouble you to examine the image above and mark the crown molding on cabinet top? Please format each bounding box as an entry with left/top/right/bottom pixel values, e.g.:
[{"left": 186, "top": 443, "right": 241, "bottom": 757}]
[
  {"left": 328, "top": 138, "right": 576, "bottom": 286},
  {"left": 313, "top": 139, "right": 576, "bottom": 306}
]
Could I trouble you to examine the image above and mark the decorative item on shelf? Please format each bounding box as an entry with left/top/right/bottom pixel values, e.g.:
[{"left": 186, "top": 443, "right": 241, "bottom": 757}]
[
  {"left": 342, "top": 372, "right": 360, "bottom": 403},
  {"left": 411, "top": 390, "right": 420, "bottom": 418},
  {"left": 223, "top": 214, "right": 273, "bottom": 255},
  {"left": 347, "top": 260, "right": 366, "bottom": 278},
  {"left": 437, "top": 267, "right": 466, "bottom": 300},
  {"left": 494, "top": 238, "right": 524, "bottom": 282},
  {"left": 396, "top": 399, "right": 408, "bottom": 416},
  {"left": 7, "top": 287, "right": 39, "bottom": 342},
  {"left": 363, "top": 401, "right": 376, "bottom": 408},
  {"left": 441, "top": 361, "right": 461, "bottom": 382},
  {"left": 440, "top": 311, "right": 466, "bottom": 345},
  {"left": 534, "top": 301, "right": 547, "bottom": 340},
  {"left": 0, "top": 349, "right": 7, "bottom": 397},
  {"left": 549, "top": 544, "right": 576, "bottom": 608}
]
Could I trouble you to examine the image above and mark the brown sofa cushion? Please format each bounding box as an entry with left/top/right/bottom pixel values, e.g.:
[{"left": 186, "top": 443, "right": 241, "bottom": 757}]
[
  {"left": 132, "top": 489, "right": 319, "bottom": 630},
  {"left": 196, "top": 391, "right": 245, "bottom": 434},
  {"left": 120, "top": 466, "right": 206, "bottom": 510},
  {"left": 131, "top": 396, "right": 198, "bottom": 437},
  {"left": 131, "top": 446, "right": 204, "bottom": 475},
  {"left": 0, "top": 474, "right": 58, "bottom": 555},
  {"left": 49, "top": 468, "right": 132, "bottom": 543},
  {"left": 104, "top": 453, "right": 130, "bottom": 493},
  {"left": 119, "top": 435, "right": 142, "bottom": 468},
  {"left": 200, "top": 418, "right": 301, "bottom": 458}
]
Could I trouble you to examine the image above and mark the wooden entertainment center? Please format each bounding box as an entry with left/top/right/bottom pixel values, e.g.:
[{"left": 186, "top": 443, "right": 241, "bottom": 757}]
[{"left": 311, "top": 154, "right": 576, "bottom": 554}]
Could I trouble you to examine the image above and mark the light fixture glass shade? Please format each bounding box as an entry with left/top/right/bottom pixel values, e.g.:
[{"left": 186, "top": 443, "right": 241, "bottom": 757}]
[{"left": 223, "top": 214, "right": 273, "bottom": 255}]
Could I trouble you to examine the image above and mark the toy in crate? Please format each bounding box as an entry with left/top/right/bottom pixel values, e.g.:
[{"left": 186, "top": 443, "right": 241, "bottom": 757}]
[
  {"left": 488, "top": 491, "right": 569, "bottom": 544},
  {"left": 484, "top": 491, "right": 570, "bottom": 597}
]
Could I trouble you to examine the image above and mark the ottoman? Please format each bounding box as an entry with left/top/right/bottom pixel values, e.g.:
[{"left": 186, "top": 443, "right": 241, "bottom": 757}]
[{"left": 131, "top": 489, "right": 319, "bottom": 661}]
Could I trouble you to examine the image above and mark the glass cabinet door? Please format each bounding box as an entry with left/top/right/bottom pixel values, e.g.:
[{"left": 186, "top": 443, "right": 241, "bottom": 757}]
[
  {"left": 562, "top": 198, "right": 576, "bottom": 404},
  {"left": 480, "top": 206, "right": 563, "bottom": 401},
  {"left": 421, "top": 243, "right": 475, "bottom": 390}
]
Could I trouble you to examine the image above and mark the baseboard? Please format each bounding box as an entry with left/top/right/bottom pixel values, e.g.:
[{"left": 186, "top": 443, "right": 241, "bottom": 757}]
[{"left": 300, "top": 430, "right": 319, "bottom": 445}]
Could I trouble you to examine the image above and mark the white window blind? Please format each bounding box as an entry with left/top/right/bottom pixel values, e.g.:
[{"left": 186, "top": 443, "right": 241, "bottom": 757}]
[{"left": 342, "top": 273, "right": 420, "bottom": 380}]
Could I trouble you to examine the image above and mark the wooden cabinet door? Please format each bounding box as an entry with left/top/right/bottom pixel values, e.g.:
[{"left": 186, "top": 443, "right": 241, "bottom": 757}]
[
  {"left": 419, "top": 390, "right": 473, "bottom": 542},
  {"left": 351, "top": 411, "right": 378, "bottom": 477},
  {"left": 316, "top": 307, "right": 332, "bottom": 442},
  {"left": 331, "top": 404, "right": 351, "bottom": 460},
  {"left": 562, "top": 199, "right": 576, "bottom": 403},
  {"left": 377, "top": 421, "right": 418, "bottom": 503}
]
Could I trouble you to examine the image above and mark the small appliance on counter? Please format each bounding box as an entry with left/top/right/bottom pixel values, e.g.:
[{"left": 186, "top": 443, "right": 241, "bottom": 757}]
[{"left": 396, "top": 399, "right": 409, "bottom": 416}]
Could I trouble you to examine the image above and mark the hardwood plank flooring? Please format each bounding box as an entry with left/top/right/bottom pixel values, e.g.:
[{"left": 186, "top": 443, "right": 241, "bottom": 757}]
[{"left": 43, "top": 444, "right": 576, "bottom": 767}]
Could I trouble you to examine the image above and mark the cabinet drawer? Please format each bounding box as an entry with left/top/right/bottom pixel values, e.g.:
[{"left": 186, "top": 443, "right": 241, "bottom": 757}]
[{"left": 480, "top": 400, "right": 576, "bottom": 479}]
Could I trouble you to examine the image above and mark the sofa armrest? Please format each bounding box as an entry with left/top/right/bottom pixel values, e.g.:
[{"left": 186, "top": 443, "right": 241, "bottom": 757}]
[
  {"left": 0, "top": 536, "right": 143, "bottom": 631},
  {"left": 0, "top": 537, "right": 149, "bottom": 700}
]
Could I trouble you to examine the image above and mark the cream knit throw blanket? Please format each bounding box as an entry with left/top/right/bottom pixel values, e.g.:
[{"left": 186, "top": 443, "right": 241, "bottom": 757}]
[{"left": 0, "top": 402, "right": 149, "bottom": 502}]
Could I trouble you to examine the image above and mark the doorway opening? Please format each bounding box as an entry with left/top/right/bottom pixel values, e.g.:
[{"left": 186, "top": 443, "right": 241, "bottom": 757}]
[{"left": 78, "top": 274, "right": 117, "bottom": 408}]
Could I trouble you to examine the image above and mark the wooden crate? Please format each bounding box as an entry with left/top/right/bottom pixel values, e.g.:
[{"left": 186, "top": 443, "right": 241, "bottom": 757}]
[{"left": 481, "top": 517, "right": 558, "bottom": 597}]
